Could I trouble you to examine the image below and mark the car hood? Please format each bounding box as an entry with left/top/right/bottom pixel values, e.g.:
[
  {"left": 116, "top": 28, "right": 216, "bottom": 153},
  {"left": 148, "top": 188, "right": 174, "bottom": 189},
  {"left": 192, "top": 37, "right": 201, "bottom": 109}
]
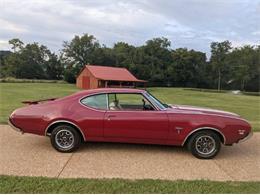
[{"left": 168, "top": 104, "right": 240, "bottom": 117}]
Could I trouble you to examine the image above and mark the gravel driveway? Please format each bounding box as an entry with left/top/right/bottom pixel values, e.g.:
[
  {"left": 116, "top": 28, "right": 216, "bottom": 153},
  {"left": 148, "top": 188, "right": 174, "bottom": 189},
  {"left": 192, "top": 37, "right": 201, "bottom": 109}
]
[{"left": 0, "top": 125, "right": 259, "bottom": 181}]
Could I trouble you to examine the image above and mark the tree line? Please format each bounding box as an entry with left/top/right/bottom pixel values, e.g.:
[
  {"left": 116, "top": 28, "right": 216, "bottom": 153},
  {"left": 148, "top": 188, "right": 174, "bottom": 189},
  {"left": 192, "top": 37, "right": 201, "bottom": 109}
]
[{"left": 0, "top": 34, "right": 259, "bottom": 91}]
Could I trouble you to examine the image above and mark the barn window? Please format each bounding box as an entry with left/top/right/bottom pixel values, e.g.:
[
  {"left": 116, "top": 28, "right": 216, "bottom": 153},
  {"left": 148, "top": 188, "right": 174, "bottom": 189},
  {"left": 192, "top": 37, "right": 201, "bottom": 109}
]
[{"left": 81, "top": 94, "right": 108, "bottom": 110}]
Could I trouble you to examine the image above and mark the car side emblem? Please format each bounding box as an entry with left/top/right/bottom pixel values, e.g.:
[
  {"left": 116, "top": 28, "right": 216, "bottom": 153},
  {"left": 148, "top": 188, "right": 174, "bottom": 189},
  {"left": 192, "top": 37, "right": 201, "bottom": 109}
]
[{"left": 176, "top": 127, "right": 183, "bottom": 134}]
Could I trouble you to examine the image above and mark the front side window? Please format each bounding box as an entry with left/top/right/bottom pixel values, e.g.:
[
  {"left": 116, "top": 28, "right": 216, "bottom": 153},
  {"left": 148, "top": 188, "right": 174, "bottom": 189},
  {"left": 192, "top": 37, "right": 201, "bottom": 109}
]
[
  {"left": 81, "top": 94, "right": 107, "bottom": 110},
  {"left": 108, "top": 93, "right": 155, "bottom": 111}
]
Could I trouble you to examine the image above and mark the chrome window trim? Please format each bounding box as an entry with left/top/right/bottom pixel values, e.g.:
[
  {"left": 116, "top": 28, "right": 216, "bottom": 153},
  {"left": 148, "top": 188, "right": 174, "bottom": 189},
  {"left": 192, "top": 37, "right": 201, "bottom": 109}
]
[
  {"left": 142, "top": 92, "right": 163, "bottom": 111},
  {"left": 45, "top": 120, "right": 86, "bottom": 141},
  {"left": 79, "top": 91, "right": 160, "bottom": 112},
  {"left": 106, "top": 93, "right": 109, "bottom": 110},
  {"left": 143, "top": 92, "right": 167, "bottom": 111},
  {"left": 181, "top": 127, "right": 226, "bottom": 146}
]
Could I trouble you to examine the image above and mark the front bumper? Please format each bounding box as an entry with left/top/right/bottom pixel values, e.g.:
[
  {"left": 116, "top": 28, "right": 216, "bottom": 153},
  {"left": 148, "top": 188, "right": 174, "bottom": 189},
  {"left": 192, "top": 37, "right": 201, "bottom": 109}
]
[
  {"left": 8, "top": 119, "right": 23, "bottom": 134},
  {"left": 238, "top": 131, "right": 253, "bottom": 143}
]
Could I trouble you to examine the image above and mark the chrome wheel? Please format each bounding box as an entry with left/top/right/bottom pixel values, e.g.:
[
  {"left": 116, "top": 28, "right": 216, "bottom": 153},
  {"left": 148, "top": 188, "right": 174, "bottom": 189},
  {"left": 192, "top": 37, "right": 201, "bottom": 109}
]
[
  {"left": 55, "top": 129, "right": 74, "bottom": 149},
  {"left": 195, "top": 135, "right": 216, "bottom": 155}
]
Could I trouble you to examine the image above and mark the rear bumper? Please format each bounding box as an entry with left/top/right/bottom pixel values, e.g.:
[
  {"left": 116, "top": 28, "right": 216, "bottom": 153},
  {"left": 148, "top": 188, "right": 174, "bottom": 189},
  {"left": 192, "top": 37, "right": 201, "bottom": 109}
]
[
  {"left": 238, "top": 131, "right": 253, "bottom": 143},
  {"left": 8, "top": 119, "right": 23, "bottom": 134}
]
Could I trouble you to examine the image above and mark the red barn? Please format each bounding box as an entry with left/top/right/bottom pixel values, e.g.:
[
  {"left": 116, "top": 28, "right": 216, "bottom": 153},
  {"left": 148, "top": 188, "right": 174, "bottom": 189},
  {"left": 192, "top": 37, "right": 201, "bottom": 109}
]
[{"left": 76, "top": 65, "right": 146, "bottom": 89}]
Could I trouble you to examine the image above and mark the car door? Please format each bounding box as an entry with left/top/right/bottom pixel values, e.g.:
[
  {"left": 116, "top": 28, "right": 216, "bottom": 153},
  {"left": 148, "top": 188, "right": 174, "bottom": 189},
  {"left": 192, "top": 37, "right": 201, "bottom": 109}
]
[{"left": 104, "top": 93, "right": 169, "bottom": 140}]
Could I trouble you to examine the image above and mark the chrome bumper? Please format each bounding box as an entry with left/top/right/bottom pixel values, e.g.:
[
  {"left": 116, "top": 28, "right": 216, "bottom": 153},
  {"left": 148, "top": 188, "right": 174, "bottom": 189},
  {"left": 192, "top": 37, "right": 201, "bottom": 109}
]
[
  {"left": 8, "top": 119, "right": 23, "bottom": 134},
  {"left": 238, "top": 131, "right": 253, "bottom": 143}
]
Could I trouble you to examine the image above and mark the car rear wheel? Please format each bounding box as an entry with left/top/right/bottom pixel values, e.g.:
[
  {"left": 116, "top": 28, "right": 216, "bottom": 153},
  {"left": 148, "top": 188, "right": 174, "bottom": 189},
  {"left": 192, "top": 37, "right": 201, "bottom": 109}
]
[
  {"left": 187, "top": 130, "right": 221, "bottom": 159},
  {"left": 50, "top": 125, "right": 81, "bottom": 152}
]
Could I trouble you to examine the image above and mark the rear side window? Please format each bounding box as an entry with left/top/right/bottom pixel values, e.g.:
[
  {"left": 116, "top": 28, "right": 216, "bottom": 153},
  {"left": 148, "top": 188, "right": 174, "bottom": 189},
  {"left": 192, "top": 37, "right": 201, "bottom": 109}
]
[{"left": 81, "top": 94, "right": 107, "bottom": 110}]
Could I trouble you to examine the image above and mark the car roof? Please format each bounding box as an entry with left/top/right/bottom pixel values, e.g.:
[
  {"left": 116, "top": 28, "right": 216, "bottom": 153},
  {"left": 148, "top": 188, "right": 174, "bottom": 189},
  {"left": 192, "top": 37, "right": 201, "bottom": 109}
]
[{"left": 75, "top": 88, "right": 146, "bottom": 97}]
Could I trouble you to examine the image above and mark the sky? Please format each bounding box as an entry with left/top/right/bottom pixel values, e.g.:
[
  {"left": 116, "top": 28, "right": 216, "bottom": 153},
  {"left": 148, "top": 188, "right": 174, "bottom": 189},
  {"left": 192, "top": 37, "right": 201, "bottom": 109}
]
[{"left": 0, "top": 0, "right": 259, "bottom": 56}]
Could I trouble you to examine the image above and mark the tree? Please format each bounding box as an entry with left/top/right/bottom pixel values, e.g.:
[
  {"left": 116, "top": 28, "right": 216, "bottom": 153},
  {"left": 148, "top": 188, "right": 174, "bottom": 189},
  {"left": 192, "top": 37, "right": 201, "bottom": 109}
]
[
  {"left": 227, "top": 45, "right": 260, "bottom": 91},
  {"left": 170, "top": 48, "right": 207, "bottom": 87},
  {"left": 62, "top": 34, "right": 101, "bottom": 82},
  {"left": 2, "top": 35, "right": 259, "bottom": 92},
  {"left": 45, "top": 53, "right": 64, "bottom": 80},
  {"left": 112, "top": 42, "right": 136, "bottom": 68},
  {"left": 4, "top": 40, "right": 62, "bottom": 79},
  {"left": 93, "top": 46, "right": 116, "bottom": 66},
  {"left": 62, "top": 34, "right": 100, "bottom": 67},
  {"left": 64, "top": 65, "right": 78, "bottom": 83},
  {"left": 144, "top": 37, "right": 171, "bottom": 69},
  {"left": 137, "top": 37, "right": 172, "bottom": 85},
  {"left": 10, "top": 43, "right": 47, "bottom": 79},
  {"left": 8, "top": 38, "right": 24, "bottom": 52},
  {"left": 210, "top": 41, "right": 232, "bottom": 91},
  {"left": 0, "top": 51, "right": 12, "bottom": 77}
]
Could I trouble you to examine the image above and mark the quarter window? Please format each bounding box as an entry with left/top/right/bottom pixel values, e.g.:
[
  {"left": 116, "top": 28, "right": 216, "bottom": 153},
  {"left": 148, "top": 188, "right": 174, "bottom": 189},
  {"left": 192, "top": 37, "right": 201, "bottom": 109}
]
[{"left": 81, "top": 94, "right": 107, "bottom": 110}]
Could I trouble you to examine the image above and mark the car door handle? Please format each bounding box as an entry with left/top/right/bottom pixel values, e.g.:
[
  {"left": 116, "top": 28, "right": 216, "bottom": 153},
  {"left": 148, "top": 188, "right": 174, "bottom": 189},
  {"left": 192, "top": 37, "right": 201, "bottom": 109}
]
[{"left": 107, "top": 115, "right": 116, "bottom": 121}]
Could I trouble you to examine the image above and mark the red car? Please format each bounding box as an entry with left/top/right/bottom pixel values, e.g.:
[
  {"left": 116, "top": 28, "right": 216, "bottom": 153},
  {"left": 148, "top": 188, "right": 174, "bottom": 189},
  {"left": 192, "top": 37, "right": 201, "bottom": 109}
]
[{"left": 8, "top": 88, "right": 252, "bottom": 159}]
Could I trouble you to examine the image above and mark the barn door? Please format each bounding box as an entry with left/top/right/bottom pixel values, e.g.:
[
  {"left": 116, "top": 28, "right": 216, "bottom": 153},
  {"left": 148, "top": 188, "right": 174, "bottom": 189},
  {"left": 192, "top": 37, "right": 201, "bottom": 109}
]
[{"left": 82, "top": 76, "right": 90, "bottom": 89}]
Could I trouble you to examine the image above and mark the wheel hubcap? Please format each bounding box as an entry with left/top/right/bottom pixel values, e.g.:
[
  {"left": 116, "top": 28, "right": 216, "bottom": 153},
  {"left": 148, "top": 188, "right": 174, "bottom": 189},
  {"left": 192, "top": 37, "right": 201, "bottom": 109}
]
[
  {"left": 55, "top": 129, "right": 74, "bottom": 149},
  {"left": 195, "top": 135, "right": 216, "bottom": 155}
]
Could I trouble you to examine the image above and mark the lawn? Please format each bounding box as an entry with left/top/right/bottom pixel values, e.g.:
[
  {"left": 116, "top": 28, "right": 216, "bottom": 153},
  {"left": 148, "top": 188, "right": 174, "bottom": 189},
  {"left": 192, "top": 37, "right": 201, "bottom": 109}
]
[
  {"left": 0, "top": 83, "right": 79, "bottom": 124},
  {"left": 0, "top": 84, "right": 260, "bottom": 193},
  {"left": 0, "top": 83, "right": 259, "bottom": 131},
  {"left": 0, "top": 175, "right": 259, "bottom": 193}
]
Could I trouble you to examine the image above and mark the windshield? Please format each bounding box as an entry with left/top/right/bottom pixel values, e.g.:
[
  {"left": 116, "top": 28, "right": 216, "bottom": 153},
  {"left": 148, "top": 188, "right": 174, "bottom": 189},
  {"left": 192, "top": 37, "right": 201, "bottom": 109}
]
[{"left": 145, "top": 92, "right": 168, "bottom": 110}]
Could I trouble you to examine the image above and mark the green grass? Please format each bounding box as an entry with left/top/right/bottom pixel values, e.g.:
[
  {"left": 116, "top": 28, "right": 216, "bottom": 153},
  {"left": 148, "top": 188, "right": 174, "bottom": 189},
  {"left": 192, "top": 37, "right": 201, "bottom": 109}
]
[
  {"left": 0, "top": 83, "right": 259, "bottom": 131},
  {"left": 0, "top": 175, "right": 259, "bottom": 193},
  {"left": 0, "top": 83, "right": 80, "bottom": 124}
]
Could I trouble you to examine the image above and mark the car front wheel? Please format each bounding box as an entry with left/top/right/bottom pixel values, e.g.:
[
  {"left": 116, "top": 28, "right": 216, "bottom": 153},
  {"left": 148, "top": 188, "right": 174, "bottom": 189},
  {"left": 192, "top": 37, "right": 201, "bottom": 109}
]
[
  {"left": 187, "top": 130, "right": 221, "bottom": 159},
  {"left": 50, "top": 125, "right": 81, "bottom": 152}
]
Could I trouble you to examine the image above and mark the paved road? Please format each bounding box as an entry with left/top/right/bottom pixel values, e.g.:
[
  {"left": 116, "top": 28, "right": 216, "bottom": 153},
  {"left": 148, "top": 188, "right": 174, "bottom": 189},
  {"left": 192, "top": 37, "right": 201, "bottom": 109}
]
[{"left": 0, "top": 125, "right": 259, "bottom": 181}]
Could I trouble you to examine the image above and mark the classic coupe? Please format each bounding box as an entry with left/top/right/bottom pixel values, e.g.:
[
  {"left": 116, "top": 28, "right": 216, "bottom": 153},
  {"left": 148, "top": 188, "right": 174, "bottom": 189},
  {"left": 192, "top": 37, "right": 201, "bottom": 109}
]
[{"left": 8, "top": 88, "right": 252, "bottom": 159}]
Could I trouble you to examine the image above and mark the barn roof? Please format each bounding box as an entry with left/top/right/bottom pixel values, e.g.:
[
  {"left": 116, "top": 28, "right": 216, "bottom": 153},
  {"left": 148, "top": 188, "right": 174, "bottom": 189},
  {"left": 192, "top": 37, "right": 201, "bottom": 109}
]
[{"left": 79, "top": 65, "right": 146, "bottom": 82}]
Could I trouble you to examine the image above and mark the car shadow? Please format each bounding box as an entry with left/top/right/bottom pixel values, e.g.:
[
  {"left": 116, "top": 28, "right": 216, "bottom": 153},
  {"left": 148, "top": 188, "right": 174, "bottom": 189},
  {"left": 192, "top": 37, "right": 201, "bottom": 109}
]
[
  {"left": 32, "top": 137, "right": 251, "bottom": 159},
  {"left": 78, "top": 141, "right": 189, "bottom": 155},
  {"left": 76, "top": 141, "right": 250, "bottom": 160}
]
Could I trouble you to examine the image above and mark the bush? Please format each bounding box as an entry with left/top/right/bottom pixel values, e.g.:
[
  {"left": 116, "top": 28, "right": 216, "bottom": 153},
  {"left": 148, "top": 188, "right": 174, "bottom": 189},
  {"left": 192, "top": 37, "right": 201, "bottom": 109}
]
[
  {"left": 0, "top": 77, "right": 67, "bottom": 84},
  {"left": 64, "top": 68, "right": 77, "bottom": 83}
]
